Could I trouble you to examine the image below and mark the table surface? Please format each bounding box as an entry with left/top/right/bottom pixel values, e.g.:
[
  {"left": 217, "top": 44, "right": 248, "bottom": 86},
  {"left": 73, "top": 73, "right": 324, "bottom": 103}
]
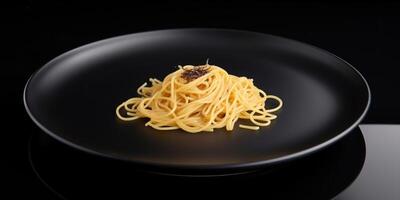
[
  {"left": 15, "top": 125, "right": 400, "bottom": 199},
  {"left": 4, "top": 2, "right": 400, "bottom": 199},
  {"left": 336, "top": 125, "right": 400, "bottom": 200}
]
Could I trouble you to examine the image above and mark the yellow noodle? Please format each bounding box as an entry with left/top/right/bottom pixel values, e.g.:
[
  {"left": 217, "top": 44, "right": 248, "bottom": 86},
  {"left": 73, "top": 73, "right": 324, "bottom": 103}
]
[
  {"left": 115, "top": 64, "right": 283, "bottom": 133},
  {"left": 239, "top": 124, "right": 260, "bottom": 130}
]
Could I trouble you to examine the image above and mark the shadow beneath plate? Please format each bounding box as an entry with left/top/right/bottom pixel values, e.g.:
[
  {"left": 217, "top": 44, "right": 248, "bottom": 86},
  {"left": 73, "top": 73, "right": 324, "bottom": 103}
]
[{"left": 29, "top": 128, "right": 365, "bottom": 199}]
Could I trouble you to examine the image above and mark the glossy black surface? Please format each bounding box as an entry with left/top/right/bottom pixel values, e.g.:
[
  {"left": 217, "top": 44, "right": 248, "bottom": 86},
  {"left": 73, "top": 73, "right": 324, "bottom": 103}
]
[
  {"left": 24, "top": 29, "right": 369, "bottom": 172},
  {"left": 29, "top": 127, "right": 366, "bottom": 199}
]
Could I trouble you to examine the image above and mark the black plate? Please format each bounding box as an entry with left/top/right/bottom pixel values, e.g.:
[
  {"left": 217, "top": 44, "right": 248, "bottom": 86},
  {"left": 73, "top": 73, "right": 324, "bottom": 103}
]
[{"left": 24, "top": 29, "right": 370, "bottom": 174}]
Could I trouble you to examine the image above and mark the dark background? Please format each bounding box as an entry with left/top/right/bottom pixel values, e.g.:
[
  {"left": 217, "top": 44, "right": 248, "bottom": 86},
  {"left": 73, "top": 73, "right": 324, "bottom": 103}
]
[{"left": 4, "top": 1, "right": 400, "bottom": 198}]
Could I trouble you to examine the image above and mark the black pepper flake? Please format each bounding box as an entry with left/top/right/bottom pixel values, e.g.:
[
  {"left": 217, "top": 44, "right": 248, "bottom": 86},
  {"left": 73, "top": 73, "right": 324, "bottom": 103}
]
[{"left": 181, "top": 65, "right": 210, "bottom": 82}]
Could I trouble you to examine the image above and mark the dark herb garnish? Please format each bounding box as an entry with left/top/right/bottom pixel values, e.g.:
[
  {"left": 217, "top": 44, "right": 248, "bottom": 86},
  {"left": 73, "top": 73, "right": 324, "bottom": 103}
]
[{"left": 181, "top": 65, "right": 210, "bottom": 82}]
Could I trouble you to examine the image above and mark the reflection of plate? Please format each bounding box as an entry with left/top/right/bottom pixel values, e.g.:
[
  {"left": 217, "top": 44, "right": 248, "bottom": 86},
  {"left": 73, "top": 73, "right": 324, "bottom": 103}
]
[
  {"left": 24, "top": 29, "right": 370, "bottom": 173},
  {"left": 29, "top": 127, "right": 365, "bottom": 199}
]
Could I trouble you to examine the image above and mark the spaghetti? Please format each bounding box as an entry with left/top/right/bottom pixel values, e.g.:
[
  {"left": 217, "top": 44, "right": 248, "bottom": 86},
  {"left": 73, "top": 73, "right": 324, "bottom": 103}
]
[{"left": 116, "top": 63, "right": 283, "bottom": 133}]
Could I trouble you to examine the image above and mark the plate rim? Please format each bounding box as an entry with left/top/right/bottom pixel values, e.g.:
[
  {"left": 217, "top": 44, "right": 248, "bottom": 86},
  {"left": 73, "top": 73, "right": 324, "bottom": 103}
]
[{"left": 23, "top": 28, "right": 371, "bottom": 170}]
